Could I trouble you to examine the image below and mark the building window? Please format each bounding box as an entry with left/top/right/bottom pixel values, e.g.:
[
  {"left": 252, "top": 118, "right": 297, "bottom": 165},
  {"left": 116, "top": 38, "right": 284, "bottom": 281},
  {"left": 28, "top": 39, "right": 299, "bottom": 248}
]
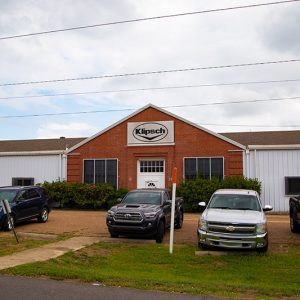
[
  {"left": 12, "top": 178, "right": 34, "bottom": 186},
  {"left": 184, "top": 157, "right": 224, "bottom": 180},
  {"left": 140, "top": 160, "right": 164, "bottom": 173},
  {"left": 83, "top": 159, "right": 118, "bottom": 187},
  {"left": 285, "top": 177, "right": 300, "bottom": 195}
]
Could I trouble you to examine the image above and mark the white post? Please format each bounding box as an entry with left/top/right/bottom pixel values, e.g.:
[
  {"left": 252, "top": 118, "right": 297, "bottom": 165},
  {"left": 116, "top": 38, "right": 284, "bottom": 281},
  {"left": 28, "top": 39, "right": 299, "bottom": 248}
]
[{"left": 169, "top": 167, "right": 177, "bottom": 254}]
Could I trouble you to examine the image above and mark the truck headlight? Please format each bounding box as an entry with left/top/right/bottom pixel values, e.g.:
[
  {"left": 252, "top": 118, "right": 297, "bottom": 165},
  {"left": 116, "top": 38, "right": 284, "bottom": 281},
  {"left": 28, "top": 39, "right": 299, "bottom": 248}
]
[
  {"left": 256, "top": 222, "right": 267, "bottom": 234},
  {"left": 144, "top": 211, "right": 158, "bottom": 218},
  {"left": 200, "top": 219, "right": 207, "bottom": 231},
  {"left": 107, "top": 210, "right": 115, "bottom": 217}
]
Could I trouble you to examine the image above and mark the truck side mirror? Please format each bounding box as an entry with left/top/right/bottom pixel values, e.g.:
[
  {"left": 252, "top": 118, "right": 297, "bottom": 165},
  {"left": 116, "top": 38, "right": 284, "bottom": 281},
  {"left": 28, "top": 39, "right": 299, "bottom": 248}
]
[
  {"left": 263, "top": 205, "right": 273, "bottom": 212},
  {"left": 198, "top": 202, "right": 206, "bottom": 213}
]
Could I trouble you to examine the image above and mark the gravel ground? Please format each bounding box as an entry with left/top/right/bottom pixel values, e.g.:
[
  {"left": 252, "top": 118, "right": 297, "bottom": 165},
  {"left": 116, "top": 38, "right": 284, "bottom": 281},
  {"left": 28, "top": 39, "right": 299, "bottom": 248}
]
[{"left": 8, "top": 210, "right": 300, "bottom": 252}]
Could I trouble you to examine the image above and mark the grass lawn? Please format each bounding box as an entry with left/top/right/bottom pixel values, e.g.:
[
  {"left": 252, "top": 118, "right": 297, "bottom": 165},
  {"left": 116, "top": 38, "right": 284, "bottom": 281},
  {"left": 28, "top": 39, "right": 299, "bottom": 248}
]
[
  {"left": 0, "top": 234, "right": 54, "bottom": 257},
  {"left": 1, "top": 242, "right": 300, "bottom": 299}
]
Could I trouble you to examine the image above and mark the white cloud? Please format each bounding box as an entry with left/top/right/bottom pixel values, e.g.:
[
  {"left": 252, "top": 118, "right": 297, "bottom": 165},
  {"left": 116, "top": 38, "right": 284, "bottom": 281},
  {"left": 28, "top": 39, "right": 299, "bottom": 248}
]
[
  {"left": 0, "top": 0, "right": 300, "bottom": 140},
  {"left": 37, "top": 122, "right": 97, "bottom": 139}
]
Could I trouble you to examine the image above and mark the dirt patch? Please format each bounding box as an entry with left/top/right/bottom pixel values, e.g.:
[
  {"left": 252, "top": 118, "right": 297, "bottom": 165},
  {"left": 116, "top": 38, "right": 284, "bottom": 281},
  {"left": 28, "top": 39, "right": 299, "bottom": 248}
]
[{"left": 9, "top": 210, "right": 300, "bottom": 252}]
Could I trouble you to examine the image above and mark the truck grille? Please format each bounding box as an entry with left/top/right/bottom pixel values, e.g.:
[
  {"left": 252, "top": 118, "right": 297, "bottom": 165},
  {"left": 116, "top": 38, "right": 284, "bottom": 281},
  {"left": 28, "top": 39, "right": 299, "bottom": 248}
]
[
  {"left": 207, "top": 222, "right": 256, "bottom": 235},
  {"left": 114, "top": 212, "right": 143, "bottom": 223}
]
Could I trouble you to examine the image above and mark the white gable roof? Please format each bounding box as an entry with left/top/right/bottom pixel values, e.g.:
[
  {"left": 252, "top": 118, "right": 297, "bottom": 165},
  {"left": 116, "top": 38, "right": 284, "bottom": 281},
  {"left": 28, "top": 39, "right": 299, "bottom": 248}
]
[{"left": 67, "top": 103, "right": 245, "bottom": 153}]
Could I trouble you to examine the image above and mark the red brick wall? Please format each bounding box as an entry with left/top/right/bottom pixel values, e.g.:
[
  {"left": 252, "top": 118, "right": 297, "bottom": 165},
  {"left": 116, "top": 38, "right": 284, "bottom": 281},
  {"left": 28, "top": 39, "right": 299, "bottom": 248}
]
[{"left": 67, "top": 107, "right": 244, "bottom": 189}]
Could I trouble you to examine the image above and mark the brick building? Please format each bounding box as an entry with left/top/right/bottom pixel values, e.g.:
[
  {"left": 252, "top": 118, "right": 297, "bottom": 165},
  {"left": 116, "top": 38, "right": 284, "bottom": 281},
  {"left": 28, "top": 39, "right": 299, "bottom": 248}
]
[{"left": 67, "top": 104, "right": 245, "bottom": 190}]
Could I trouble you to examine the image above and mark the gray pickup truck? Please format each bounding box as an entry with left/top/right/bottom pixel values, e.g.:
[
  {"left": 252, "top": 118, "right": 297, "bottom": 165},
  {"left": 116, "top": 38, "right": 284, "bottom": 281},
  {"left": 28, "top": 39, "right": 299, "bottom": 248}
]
[
  {"left": 106, "top": 189, "right": 184, "bottom": 243},
  {"left": 289, "top": 196, "right": 300, "bottom": 233},
  {"left": 198, "top": 189, "right": 273, "bottom": 252}
]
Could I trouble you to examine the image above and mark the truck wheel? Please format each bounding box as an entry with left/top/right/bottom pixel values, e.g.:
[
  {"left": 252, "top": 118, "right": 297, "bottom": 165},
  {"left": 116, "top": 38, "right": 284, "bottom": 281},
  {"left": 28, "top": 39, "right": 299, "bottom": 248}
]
[
  {"left": 175, "top": 211, "right": 183, "bottom": 229},
  {"left": 198, "top": 242, "right": 209, "bottom": 250},
  {"left": 156, "top": 220, "right": 165, "bottom": 243},
  {"left": 257, "top": 241, "right": 268, "bottom": 253},
  {"left": 290, "top": 208, "right": 300, "bottom": 233},
  {"left": 110, "top": 232, "right": 119, "bottom": 238}
]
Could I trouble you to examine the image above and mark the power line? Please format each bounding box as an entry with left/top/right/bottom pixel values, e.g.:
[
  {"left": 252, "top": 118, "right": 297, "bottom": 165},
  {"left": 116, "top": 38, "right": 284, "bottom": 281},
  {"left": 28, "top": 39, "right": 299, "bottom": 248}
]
[
  {"left": 1, "top": 95, "right": 300, "bottom": 119},
  {"left": 1, "top": 78, "right": 300, "bottom": 101},
  {"left": 0, "top": 0, "right": 299, "bottom": 41},
  {"left": 199, "top": 123, "right": 300, "bottom": 128},
  {"left": 1, "top": 59, "right": 299, "bottom": 87},
  {"left": 164, "top": 96, "right": 300, "bottom": 108}
]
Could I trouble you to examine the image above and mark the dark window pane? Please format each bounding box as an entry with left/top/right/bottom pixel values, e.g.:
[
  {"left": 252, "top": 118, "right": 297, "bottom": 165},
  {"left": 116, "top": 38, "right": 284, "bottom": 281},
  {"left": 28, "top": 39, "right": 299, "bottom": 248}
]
[
  {"left": 95, "top": 160, "right": 105, "bottom": 183},
  {"left": 198, "top": 158, "right": 210, "bottom": 179},
  {"left": 285, "top": 177, "right": 300, "bottom": 195},
  {"left": 106, "top": 160, "right": 117, "bottom": 187},
  {"left": 23, "top": 179, "right": 34, "bottom": 186},
  {"left": 211, "top": 158, "right": 223, "bottom": 180},
  {"left": 84, "top": 160, "right": 94, "bottom": 183},
  {"left": 12, "top": 178, "right": 34, "bottom": 186},
  {"left": 184, "top": 158, "right": 197, "bottom": 180}
]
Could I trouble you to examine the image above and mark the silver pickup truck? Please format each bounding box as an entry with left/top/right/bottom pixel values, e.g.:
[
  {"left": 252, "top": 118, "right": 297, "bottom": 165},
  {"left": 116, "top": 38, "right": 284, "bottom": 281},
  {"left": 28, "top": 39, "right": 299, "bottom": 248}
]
[{"left": 197, "top": 189, "right": 272, "bottom": 252}]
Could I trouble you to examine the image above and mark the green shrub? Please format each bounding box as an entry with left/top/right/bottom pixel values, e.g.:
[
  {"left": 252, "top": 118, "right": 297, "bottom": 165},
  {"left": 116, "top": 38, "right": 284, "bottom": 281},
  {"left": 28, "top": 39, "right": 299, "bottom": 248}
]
[
  {"left": 42, "top": 181, "right": 127, "bottom": 210},
  {"left": 177, "top": 176, "right": 261, "bottom": 212},
  {"left": 106, "top": 188, "right": 128, "bottom": 209}
]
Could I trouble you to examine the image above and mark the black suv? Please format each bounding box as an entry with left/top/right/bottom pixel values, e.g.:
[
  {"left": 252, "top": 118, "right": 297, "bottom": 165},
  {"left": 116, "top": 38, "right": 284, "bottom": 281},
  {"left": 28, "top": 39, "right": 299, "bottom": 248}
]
[{"left": 0, "top": 186, "right": 51, "bottom": 231}]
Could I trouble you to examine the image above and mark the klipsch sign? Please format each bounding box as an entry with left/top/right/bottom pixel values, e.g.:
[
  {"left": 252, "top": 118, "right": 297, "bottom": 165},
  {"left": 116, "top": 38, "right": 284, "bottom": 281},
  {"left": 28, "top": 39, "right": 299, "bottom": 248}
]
[{"left": 127, "top": 121, "right": 174, "bottom": 145}]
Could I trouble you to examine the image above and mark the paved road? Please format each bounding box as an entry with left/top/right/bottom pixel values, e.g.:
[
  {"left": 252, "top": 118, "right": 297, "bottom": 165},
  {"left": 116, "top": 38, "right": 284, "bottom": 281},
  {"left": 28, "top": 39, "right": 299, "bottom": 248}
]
[{"left": 0, "top": 275, "right": 221, "bottom": 300}]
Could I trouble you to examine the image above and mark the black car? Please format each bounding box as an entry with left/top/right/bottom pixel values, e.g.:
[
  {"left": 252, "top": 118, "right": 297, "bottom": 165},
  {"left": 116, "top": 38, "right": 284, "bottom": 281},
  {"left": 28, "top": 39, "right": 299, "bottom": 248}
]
[{"left": 0, "top": 186, "right": 51, "bottom": 231}]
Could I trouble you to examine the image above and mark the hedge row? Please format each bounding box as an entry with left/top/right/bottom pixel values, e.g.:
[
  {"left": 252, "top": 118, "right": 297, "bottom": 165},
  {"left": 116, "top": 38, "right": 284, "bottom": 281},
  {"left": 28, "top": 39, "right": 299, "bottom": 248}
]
[
  {"left": 177, "top": 176, "right": 261, "bottom": 212},
  {"left": 42, "top": 181, "right": 128, "bottom": 209},
  {"left": 43, "top": 176, "right": 261, "bottom": 212}
]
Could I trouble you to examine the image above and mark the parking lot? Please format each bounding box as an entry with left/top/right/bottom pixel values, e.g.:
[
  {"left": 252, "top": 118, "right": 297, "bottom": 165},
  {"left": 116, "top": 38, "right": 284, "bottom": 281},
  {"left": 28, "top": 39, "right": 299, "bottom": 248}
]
[{"left": 5, "top": 210, "right": 299, "bottom": 252}]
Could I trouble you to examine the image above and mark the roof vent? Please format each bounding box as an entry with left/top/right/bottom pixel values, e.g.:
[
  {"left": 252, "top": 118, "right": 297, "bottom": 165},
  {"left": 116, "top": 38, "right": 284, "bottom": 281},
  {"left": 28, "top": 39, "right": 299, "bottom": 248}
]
[{"left": 60, "top": 137, "right": 66, "bottom": 139}]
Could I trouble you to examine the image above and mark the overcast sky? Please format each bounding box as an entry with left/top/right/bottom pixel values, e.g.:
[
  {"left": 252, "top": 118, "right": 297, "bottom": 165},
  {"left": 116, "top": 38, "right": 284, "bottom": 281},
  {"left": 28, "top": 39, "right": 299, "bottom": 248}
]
[{"left": 0, "top": 0, "right": 300, "bottom": 140}]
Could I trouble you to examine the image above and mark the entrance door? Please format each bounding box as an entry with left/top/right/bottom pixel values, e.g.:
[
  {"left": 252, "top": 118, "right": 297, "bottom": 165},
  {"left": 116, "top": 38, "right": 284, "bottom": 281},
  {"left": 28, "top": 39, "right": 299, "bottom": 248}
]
[{"left": 137, "top": 159, "right": 165, "bottom": 189}]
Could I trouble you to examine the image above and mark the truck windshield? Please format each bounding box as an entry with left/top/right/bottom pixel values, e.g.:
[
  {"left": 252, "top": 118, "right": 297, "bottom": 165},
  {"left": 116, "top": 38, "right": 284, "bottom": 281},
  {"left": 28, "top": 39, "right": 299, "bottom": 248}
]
[
  {"left": 123, "top": 192, "right": 161, "bottom": 205},
  {"left": 208, "top": 194, "right": 261, "bottom": 211},
  {"left": 0, "top": 190, "right": 18, "bottom": 203}
]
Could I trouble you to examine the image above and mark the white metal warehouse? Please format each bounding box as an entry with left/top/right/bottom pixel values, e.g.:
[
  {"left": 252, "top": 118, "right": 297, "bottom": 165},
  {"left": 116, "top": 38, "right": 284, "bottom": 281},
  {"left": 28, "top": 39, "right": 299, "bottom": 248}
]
[
  {"left": 0, "top": 137, "right": 84, "bottom": 186},
  {"left": 223, "top": 131, "right": 300, "bottom": 212}
]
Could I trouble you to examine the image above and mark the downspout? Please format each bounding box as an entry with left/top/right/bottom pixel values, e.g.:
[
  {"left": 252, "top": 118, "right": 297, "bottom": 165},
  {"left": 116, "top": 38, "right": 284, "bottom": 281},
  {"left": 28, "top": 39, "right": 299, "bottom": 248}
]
[
  {"left": 245, "top": 148, "right": 250, "bottom": 178},
  {"left": 58, "top": 153, "right": 62, "bottom": 181},
  {"left": 64, "top": 146, "right": 68, "bottom": 182},
  {"left": 254, "top": 148, "right": 257, "bottom": 179}
]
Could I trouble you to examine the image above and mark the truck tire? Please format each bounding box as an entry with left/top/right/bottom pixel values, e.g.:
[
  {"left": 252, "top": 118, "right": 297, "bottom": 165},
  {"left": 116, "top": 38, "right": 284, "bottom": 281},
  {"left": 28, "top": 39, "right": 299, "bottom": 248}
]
[
  {"left": 198, "top": 242, "right": 209, "bottom": 250},
  {"left": 156, "top": 220, "right": 165, "bottom": 243},
  {"left": 257, "top": 241, "right": 268, "bottom": 253},
  {"left": 175, "top": 210, "right": 183, "bottom": 229},
  {"left": 290, "top": 208, "right": 300, "bottom": 233}
]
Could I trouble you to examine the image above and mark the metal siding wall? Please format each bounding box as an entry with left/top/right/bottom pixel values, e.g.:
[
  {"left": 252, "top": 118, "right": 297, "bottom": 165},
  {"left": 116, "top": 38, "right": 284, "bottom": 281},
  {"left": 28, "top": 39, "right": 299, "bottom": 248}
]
[
  {"left": 248, "top": 149, "right": 300, "bottom": 212},
  {"left": 0, "top": 155, "right": 63, "bottom": 186}
]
